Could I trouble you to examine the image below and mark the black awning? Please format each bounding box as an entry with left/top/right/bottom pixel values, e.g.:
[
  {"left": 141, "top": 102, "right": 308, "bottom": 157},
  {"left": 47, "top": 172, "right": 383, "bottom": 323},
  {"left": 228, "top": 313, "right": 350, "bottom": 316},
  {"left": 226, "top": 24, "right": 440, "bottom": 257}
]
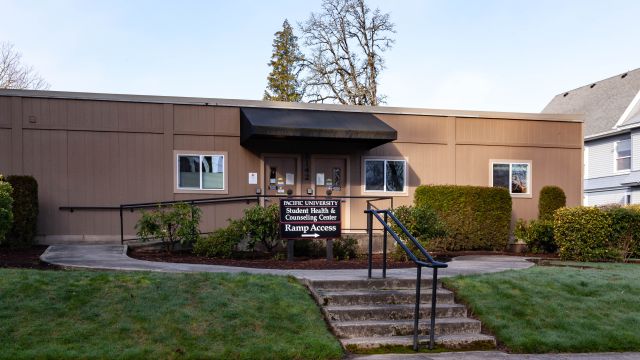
[{"left": 240, "top": 107, "right": 397, "bottom": 153}]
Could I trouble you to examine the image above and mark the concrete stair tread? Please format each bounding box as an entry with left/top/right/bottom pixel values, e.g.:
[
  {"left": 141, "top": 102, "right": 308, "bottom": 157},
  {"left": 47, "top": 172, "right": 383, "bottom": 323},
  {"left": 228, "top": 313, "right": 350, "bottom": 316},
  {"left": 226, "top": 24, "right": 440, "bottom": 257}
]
[
  {"left": 317, "top": 288, "right": 452, "bottom": 296},
  {"left": 310, "top": 278, "right": 438, "bottom": 290},
  {"left": 325, "top": 303, "right": 464, "bottom": 311},
  {"left": 341, "top": 334, "right": 496, "bottom": 349},
  {"left": 335, "top": 317, "right": 481, "bottom": 327}
]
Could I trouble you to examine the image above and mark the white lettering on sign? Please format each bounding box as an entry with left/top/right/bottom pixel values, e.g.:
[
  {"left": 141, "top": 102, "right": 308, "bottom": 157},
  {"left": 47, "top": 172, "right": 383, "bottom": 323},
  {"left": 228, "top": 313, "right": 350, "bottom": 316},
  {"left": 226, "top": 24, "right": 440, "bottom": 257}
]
[
  {"left": 285, "top": 224, "right": 310, "bottom": 233},
  {"left": 280, "top": 199, "right": 341, "bottom": 239}
]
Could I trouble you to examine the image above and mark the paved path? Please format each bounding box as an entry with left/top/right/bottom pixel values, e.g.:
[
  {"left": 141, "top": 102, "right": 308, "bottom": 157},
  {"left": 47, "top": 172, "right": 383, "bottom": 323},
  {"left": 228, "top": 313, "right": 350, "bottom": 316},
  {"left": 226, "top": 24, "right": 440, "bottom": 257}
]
[
  {"left": 351, "top": 351, "right": 640, "bottom": 360},
  {"left": 41, "top": 245, "right": 534, "bottom": 281}
]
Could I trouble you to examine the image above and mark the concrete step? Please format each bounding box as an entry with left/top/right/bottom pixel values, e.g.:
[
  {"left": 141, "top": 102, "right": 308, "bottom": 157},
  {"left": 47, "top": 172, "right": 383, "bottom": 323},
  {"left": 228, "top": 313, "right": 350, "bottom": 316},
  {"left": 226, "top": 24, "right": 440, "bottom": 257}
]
[
  {"left": 325, "top": 303, "right": 467, "bottom": 321},
  {"left": 341, "top": 334, "right": 497, "bottom": 351},
  {"left": 309, "top": 277, "right": 437, "bottom": 291},
  {"left": 317, "top": 289, "right": 454, "bottom": 306},
  {"left": 334, "top": 317, "right": 482, "bottom": 338}
]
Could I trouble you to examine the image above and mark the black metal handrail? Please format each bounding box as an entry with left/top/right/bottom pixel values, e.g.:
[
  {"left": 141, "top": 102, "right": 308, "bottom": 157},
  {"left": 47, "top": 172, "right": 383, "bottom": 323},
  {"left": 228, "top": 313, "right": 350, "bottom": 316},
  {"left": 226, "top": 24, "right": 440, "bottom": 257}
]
[
  {"left": 61, "top": 194, "right": 394, "bottom": 244},
  {"left": 364, "top": 207, "right": 448, "bottom": 351}
]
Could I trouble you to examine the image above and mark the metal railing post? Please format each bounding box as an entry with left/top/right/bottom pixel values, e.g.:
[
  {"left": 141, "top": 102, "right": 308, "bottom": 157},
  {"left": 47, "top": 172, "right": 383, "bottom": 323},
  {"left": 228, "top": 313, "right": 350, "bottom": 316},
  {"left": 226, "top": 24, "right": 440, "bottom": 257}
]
[
  {"left": 413, "top": 265, "right": 422, "bottom": 351},
  {"left": 367, "top": 207, "right": 373, "bottom": 279},
  {"left": 119, "top": 205, "right": 124, "bottom": 245},
  {"left": 382, "top": 211, "right": 388, "bottom": 279},
  {"left": 429, "top": 267, "right": 438, "bottom": 350}
]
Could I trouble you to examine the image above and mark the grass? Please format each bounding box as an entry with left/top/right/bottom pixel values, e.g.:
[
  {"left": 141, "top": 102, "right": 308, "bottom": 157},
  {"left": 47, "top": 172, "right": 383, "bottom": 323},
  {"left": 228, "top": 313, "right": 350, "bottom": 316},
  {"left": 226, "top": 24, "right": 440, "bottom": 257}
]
[
  {"left": 0, "top": 269, "right": 343, "bottom": 360},
  {"left": 443, "top": 262, "right": 640, "bottom": 353}
]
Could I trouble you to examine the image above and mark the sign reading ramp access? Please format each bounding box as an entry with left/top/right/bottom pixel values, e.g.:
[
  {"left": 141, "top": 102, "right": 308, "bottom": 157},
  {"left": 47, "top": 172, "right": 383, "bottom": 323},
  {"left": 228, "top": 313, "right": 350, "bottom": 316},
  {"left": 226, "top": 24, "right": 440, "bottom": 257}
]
[{"left": 280, "top": 199, "right": 341, "bottom": 239}]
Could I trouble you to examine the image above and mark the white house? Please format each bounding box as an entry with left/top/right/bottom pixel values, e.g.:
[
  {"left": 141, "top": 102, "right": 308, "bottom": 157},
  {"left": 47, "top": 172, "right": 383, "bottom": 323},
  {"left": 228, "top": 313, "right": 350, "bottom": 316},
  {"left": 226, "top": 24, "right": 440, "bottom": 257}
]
[{"left": 543, "top": 68, "right": 640, "bottom": 206}]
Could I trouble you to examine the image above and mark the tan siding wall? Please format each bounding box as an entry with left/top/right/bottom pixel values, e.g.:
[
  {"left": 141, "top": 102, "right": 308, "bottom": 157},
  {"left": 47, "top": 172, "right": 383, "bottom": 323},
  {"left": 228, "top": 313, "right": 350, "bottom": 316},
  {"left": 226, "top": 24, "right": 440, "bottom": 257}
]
[
  {"left": 0, "top": 97, "right": 11, "bottom": 128},
  {"left": 22, "top": 129, "right": 70, "bottom": 235},
  {"left": 22, "top": 98, "right": 164, "bottom": 133},
  {"left": 456, "top": 118, "right": 582, "bottom": 148},
  {"left": 0, "top": 96, "right": 582, "bottom": 244},
  {"left": 0, "top": 129, "right": 11, "bottom": 174}
]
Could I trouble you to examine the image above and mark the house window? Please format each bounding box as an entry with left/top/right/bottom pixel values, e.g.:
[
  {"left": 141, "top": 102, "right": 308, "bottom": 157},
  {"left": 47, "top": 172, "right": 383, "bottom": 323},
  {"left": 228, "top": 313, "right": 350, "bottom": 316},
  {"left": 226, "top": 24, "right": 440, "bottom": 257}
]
[
  {"left": 364, "top": 159, "right": 406, "bottom": 193},
  {"left": 615, "top": 139, "right": 631, "bottom": 172},
  {"left": 491, "top": 161, "right": 531, "bottom": 196},
  {"left": 176, "top": 152, "right": 226, "bottom": 191}
]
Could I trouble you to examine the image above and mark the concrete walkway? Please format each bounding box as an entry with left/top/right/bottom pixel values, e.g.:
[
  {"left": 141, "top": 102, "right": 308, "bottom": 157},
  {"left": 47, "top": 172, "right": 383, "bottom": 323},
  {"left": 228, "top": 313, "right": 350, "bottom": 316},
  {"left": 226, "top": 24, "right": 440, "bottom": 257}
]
[
  {"left": 40, "top": 245, "right": 534, "bottom": 281},
  {"left": 351, "top": 351, "right": 640, "bottom": 360}
]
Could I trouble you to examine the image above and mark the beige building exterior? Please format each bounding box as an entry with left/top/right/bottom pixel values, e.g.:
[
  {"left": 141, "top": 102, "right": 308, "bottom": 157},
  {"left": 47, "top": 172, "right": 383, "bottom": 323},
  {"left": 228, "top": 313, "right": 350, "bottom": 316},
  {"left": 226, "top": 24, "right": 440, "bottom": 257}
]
[{"left": 0, "top": 89, "right": 583, "bottom": 245}]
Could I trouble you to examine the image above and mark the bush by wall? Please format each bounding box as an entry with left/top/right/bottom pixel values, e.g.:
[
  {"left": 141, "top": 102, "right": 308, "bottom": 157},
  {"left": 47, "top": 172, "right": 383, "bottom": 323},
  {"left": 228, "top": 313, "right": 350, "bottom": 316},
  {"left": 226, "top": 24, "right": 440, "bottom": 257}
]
[
  {"left": 333, "top": 236, "right": 359, "bottom": 260},
  {"left": 243, "top": 204, "right": 281, "bottom": 252},
  {"left": 193, "top": 220, "right": 244, "bottom": 259},
  {"left": 5, "top": 175, "right": 38, "bottom": 248},
  {"left": 135, "top": 202, "right": 202, "bottom": 254},
  {"left": 414, "top": 185, "right": 512, "bottom": 251},
  {"left": 539, "top": 186, "right": 566, "bottom": 221},
  {"left": 0, "top": 176, "right": 13, "bottom": 245},
  {"left": 554, "top": 206, "right": 617, "bottom": 261},
  {"left": 515, "top": 219, "right": 556, "bottom": 253},
  {"left": 390, "top": 204, "right": 447, "bottom": 260},
  {"left": 604, "top": 205, "right": 640, "bottom": 261}
]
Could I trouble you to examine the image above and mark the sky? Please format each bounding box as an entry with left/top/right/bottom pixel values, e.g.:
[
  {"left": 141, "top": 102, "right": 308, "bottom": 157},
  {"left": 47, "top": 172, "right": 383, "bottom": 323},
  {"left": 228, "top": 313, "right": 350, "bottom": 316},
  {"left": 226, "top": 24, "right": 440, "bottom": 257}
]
[{"left": 2, "top": 0, "right": 640, "bottom": 113}]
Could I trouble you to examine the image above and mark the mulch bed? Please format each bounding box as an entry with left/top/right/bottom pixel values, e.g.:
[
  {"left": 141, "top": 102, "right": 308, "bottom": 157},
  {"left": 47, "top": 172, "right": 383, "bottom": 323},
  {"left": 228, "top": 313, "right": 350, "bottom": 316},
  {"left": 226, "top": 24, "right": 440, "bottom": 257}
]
[{"left": 0, "top": 245, "right": 58, "bottom": 270}]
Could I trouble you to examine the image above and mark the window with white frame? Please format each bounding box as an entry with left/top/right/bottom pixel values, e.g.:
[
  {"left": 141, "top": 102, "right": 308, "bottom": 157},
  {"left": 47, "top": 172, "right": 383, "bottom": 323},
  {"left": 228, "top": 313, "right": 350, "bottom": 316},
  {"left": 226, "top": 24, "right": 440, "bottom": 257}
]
[
  {"left": 615, "top": 139, "right": 631, "bottom": 172},
  {"left": 491, "top": 161, "right": 531, "bottom": 196},
  {"left": 176, "top": 152, "right": 226, "bottom": 191},
  {"left": 364, "top": 158, "right": 406, "bottom": 192}
]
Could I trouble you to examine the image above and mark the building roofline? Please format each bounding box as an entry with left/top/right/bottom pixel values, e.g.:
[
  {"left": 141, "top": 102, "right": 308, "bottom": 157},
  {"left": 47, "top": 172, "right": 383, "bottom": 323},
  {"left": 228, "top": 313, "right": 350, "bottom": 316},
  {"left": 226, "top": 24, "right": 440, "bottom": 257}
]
[
  {"left": 548, "top": 67, "right": 640, "bottom": 98},
  {"left": 0, "top": 88, "right": 583, "bottom": 123},
  {"left": 584, "top": 127, "right": 632, "bottom": 141}
]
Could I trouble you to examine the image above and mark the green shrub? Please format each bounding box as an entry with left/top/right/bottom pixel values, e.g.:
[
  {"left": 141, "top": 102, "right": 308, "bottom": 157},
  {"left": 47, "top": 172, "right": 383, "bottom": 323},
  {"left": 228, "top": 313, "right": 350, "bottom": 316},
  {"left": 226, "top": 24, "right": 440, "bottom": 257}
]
[
  {"left": 243, "top": 204, "right": 282, "bottom": 252},
  {"left": 135, "top": 202, "right": 202, "bottom": 254},
  {"left": 605, "top": 205, "right": 640, "bottom": 261},
  {"left": 554, "top": 206, "right": 617, "bottom": 261},
  {"left": 294, "top": 239, "right": 326, "bottom": 258},
  {"left": 539, "top": 186, "right": 566, "bottom": 221},
  {"left": 333, "top": 236, "right": 359, "bottom": 260},
  {"left": 414, "top": 185, "right": 512, "bottom": 251},
  {"left": 390, "top": 204, "right": 447, "bottom": 260},
  {"left": 5, "top": 175, "right": 38, "bottom": 248},
  {"left": 193, "top": 220, "right": 244, "bottom": 259},
  {"left": 515, "top": 219, "right": 556, "bottom": 253},
  {"left": 0, "top": 176, "right": 13, "bottom": 245}
]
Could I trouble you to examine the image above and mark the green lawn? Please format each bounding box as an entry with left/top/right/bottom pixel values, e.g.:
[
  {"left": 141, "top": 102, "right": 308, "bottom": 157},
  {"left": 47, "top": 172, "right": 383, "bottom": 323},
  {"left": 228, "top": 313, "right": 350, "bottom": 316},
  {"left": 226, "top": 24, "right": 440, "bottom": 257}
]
[
  {"left": 0, "top": 269, "right": 343, "bottom": 360},
  {"left": 443, "top": 262, "right": 640, "bottom": 353}
]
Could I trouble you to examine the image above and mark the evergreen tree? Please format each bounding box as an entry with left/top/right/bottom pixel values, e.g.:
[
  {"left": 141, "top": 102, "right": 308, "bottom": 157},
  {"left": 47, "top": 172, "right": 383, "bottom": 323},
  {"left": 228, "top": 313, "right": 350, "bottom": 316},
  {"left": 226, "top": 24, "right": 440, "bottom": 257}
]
[{"left": 263, "top": 20, "right": 304, "bottom": 102}]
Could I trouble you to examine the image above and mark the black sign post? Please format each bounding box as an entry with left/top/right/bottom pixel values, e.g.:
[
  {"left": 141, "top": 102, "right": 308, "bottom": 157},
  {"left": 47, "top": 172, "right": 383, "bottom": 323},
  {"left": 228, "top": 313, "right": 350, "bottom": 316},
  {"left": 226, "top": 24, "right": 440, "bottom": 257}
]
[{"left": 280, "top": 199, "right": 341, "bottom": 260}]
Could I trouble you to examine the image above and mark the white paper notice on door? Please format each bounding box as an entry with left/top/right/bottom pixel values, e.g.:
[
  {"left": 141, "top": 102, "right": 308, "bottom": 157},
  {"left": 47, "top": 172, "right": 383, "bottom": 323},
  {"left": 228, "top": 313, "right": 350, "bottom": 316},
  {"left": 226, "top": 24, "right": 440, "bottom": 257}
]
[
  {"left": 285, "top": 173, "right": 294, "bottom": 185},
  {"left": 316, "top": 173, "right": 325, "bottom": 186},
  {"left": 248, "top": 172, "right": 258, "bottom": 185}
]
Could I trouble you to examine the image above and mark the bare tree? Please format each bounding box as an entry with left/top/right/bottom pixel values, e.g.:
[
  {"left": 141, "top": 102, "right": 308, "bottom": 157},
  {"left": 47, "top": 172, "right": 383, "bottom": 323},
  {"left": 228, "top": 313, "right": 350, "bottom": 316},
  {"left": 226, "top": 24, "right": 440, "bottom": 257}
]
[
  {"left": 300, "top": 0, "right": 395, "bottom": 106},
  {"left": 0, "top": 42, "right": 50, "bottom": 90}
]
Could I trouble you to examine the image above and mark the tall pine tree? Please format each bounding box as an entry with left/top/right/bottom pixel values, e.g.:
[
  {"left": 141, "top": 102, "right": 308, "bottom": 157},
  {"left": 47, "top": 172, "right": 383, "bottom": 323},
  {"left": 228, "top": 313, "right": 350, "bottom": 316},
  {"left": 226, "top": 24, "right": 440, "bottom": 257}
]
[{"left": 263, "top": 20, "right": 303, "bottom": 102}]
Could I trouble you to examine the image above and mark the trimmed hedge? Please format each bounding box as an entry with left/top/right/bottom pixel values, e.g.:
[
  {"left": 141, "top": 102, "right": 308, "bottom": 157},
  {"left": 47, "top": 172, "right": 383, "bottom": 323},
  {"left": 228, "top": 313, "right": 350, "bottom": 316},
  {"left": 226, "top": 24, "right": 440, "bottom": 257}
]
[
  {"left": 5, "top": 175, "right": 38, "bottom": 248},
  {"left": 0, "top": 176, "right": 13, "bottom": 245},
  {"left": 414, "top": 185, "right": 512, "bottom": 251},
  {"left": 554, "top": 206, "right": 640, "bottom": 262},
  {"left": 539, "top": 186, "right": 566, "bottom": 221}
]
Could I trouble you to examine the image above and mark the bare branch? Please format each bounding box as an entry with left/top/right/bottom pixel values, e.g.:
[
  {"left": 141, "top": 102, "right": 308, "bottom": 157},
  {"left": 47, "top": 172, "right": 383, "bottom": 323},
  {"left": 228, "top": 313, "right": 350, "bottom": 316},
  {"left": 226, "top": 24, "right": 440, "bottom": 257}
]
[
  {"left": 0, "top": 42, "right": 50, "bottom": 90},
  {"left": 299, "top": 0, "right": 394, "bottom": 106}
]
